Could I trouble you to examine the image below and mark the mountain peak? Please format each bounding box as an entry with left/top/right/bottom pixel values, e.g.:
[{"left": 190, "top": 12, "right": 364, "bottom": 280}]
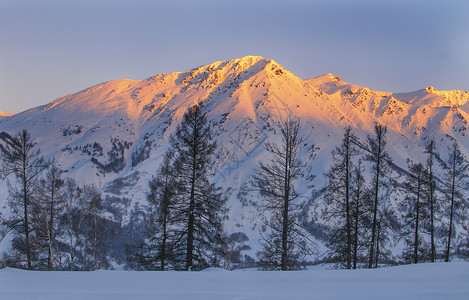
[
  {"left": 425, "top": 86, "right": 438, "bottom": 93},
  {"left": 326, "top": 73, "right": 342, "bottom": 81},
  {"left": 193, "top": 56, "right": 284, "bottom": 77},
  {"left": 232, "top": 55, "right": 268, "bottom": 64},
  {"left": 307, "top": 73, "right": 342, "bottom": 84},
  {"left": 200, "top": 56, "right": 273, "bottom": 73}
]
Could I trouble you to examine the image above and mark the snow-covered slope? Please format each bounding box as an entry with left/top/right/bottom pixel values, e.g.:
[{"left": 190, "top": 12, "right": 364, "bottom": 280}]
[
  {"left": 306, "top": 74, "right": 469, "bottom": 144},
  {"left": 2, "top": 263, "right": 468, "bottom": 299},
  {"left": 0, "top": 56, "right": 468, "bottom": 258}
]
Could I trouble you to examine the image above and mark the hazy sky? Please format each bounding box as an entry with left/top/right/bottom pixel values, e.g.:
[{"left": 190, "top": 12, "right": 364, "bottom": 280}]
[{"left": 1, "top": 0, "right": 468, "bottom": 114}]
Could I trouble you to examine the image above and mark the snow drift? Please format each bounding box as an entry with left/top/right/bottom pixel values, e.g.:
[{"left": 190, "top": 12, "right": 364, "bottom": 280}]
[{"left": 1, "top": 263, "right": 468, "bottom": 299}]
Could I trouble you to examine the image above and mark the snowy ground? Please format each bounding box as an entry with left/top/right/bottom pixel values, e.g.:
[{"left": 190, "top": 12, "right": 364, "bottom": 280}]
[{"left": 1, "top": 263, "right": 468, "bottom": 299}]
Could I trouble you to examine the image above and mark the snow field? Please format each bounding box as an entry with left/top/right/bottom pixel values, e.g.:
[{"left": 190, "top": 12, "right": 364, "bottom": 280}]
[{"left": 1, "top": 262, "right": 468, "bottom": 299}]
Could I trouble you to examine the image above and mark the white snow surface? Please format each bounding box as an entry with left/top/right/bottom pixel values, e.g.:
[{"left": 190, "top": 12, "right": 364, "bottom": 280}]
[{"left": 1, "top": 263, "right": 468, "bottom": 299}]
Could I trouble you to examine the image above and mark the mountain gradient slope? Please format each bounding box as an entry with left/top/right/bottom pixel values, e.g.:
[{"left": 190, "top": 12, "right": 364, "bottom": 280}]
[{"left": 1, "top": 56, "right": 468, "bottom": 258}]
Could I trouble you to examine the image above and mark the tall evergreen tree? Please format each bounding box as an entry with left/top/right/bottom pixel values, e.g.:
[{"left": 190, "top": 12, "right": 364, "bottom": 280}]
[
  {"left": 350, "top": 160, "right": 371, "bottom": 269},
  {"left": 324, "top": 126, "right": 360, "bottom": 269},
  {"left": 0, "top": 130, "right": 48, "bottom": 269},
  {"left": 62, "top": 178, "right": 82, "bottom": 270},
  {"left": 82, "top": 185, "right": 109, "bottom": 270},
  {"left": 424, "top": 140, "right": 438, "bottom": 262},
  {"left": 364, "top": 123, "right": 391, "bottom": 268},
  {"left": 401, "top": 162, "right": 427, "bottom": 264},
  {"left": 33, "top": 161, "right": 66, "bottom": 270},
  {"left": 254, "top": 119, "right": 312, "bottom": 271},
  {"left": 170, "top": 104, "right": 226, "bottom": 270},
  {"left": 442, "top": 141, "right": 468, "bottom": 262},
  {"left": 147, "top": 152, "right": 177, "bottom": 270},
  {"left": 373, "top": 204, "right": 396, "bottom": 266},
  {"left": 128, "top": 152, "right": 178, "bottom": 270}
]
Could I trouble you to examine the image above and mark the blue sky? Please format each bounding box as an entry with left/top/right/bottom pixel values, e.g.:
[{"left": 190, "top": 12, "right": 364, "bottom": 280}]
[{"left": 1, "top": 0, "right": 468, "bottom": 113}]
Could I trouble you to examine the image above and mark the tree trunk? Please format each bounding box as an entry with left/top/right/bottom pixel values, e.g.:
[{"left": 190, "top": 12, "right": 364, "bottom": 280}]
[
  {"left": 375, "top": 219, "right": 381, "bottom": 268},
  {"left": 414, "top": 171, "right": 421, "bottom": 264},
  {"left": 68, "top": 197, "right": 75, "bottom": 270},
  {"left": 425, "top": 141, "right": 437, "bottom": 263},
  {"left": 186, "top": 149, "right": 197, "bottom": 271},
  {"left": 368, "top": 150, "right": 380, "bottom": 269},
  {"left": 445, "top": 157, "right": 456, "bottom": 262},
  {"left": 352, "top": 173, "right": 361, "bottom": 270},
  {"left": 48, "top": 179, "right": 56, "bottom": 270},
  {"left": 429, "top": 165, "right": 436, "bottom": 263},
  {"left": 161, "top": 177, "right": 169, "bottom": 271},
  {"left": 22, "top": 162, "right": 32, "bottom": 270},
  {"left": 161, "top": 218, "right": 167, "bottom": 271},
  {"left": 93, "top": 208, "right": 97, "bottom": 270},
  {"left": 281, "top": 141, "right": 291, "bottom": 271},
  {"left": 345, "top": 147, "right": 351, "bottom": 270},
  {"left": 281, "top": 189, "right": 289, "bottom": 271}
]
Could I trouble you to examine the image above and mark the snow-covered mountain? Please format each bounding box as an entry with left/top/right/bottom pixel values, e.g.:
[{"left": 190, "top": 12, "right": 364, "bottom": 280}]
[{"left": 1, "top": 56, "right": 468, "bottom": 258}]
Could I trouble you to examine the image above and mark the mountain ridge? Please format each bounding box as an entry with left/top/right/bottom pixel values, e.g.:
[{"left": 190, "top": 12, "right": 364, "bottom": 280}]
[
  {"left": 1, "top": 56, "right": 468, "bottom": 260},
  {"left": 0, "top": 111, "right": 13, "bottom": 117}
]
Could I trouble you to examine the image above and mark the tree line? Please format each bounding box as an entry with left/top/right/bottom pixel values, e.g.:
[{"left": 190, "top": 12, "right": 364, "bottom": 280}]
[
  {"left": 323, "top": 124, "right": 469, "bottom": 269},
  {"left": 1, "top": 105, "right": 468, "bottom": 271},
  {"left": 0, "top": 130, "right": 111, "bottom": 270}
]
